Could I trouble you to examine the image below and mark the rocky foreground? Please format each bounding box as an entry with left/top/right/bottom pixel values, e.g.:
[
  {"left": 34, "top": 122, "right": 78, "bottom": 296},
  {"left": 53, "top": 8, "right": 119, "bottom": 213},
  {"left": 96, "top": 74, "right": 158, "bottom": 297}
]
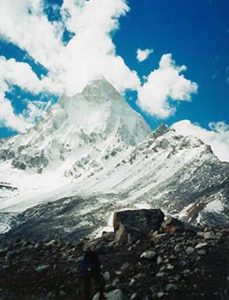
[{"left": 0, "top": 209, "right": 228, "bottom": 300}]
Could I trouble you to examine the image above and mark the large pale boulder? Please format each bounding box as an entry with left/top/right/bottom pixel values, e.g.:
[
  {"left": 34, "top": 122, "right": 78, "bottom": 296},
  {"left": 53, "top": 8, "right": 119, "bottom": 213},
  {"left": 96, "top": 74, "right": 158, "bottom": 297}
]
[{"left": 113, "top": 209, "right": 164, "bottom": 245}]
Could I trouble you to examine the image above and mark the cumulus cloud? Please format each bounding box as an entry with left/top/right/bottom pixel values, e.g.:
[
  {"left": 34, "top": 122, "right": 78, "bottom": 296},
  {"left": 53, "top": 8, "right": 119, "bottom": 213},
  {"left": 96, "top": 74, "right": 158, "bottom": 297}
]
[
  {"left": 0, "top": 93, "right": 30, "bottom": 132},
  {"left": 137, "top": 54, "right": 198, "bottom": 118},
  {"left": 136, "top": 48, "right": 153, "bottom": 62},
  {"left": 0, "top": 56, "right": 47, "bottom": 131},
  {"left": 0, "top": 56, "right": 44, "bottom": 93},
  {"left": 0, "top": 0, "right": 64, "bottom": 71},
  {"left": 172, "top": 120, "right": 229, "bottom": 162},
  {"left": 58, "top": 0, "right": 140, "bottom": 95},
  {"left": 0, "top": 0, "right": 140, "bottom": 97}
]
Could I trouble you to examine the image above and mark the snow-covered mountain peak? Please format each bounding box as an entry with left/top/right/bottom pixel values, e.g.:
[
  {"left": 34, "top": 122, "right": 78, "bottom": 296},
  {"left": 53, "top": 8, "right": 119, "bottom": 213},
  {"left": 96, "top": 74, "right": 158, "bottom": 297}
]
[
  {"left": 0, "top": 79, "right": 151, "bottom": 172},
  {"left": 57, "top": 78, "right": 151, "bottom": 141}
]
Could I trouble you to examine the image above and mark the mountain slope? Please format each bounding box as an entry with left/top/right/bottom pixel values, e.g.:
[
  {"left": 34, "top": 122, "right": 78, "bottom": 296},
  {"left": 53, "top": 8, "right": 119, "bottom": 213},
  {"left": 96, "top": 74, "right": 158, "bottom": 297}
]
[{"left": 0, "top": 79, "right": 228, "bottom": 236}]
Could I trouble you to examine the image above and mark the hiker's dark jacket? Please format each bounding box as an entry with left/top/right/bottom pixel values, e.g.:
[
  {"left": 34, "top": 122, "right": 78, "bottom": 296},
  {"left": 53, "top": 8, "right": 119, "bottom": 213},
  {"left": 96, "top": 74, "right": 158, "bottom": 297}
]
[{"left": 80, "top": 250, "right": 101, "bottom": 276}]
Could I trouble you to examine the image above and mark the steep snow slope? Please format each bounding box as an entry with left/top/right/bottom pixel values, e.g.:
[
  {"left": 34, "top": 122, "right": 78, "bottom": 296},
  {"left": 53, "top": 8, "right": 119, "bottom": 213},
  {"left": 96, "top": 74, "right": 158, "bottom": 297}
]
[{"left": 0, "top": 79, "right": 228, "bottom": 235}]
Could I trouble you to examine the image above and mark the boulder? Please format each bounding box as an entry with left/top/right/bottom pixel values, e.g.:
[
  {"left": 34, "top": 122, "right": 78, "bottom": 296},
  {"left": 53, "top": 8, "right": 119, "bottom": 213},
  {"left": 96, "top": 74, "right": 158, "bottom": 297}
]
[
  {"left": 102, "top": 231, "right": 115, "bottom": 242},
  {"left": 113, "top": 209, "right": 164, "bottom": 245},
  {"left": 163, "top": 216, "right": 198, "bottom": 234}
]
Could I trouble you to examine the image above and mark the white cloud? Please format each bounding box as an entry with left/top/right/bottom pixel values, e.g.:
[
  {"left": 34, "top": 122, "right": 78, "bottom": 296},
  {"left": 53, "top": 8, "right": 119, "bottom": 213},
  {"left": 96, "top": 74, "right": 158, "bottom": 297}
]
[
  {"left": 0, "top": 0, "right": 142, "bottom": 132},
  {"left": 0, "top": 92, "right": 30, "bottom": 132},
  {"left": 0, "top": 56, "right": 47, "bottom": 131},
  {"left": 136, "top": 48, "right": 153, "bottom": 62},
  {"left": 57, "top": 0, "right": 140, "bottom": 95},
  {"left": 172, "top": 120, "right": 229, "bottom": 162},
  {"left": 0, "top": 56, "right": 43, "bottom": 93},
  {"left": 0, "top": 0, "right": 140, "bottom": 98},
  {"left": 137, "top": 54, "right": 198, "bottom": 118},
  {"left": 0, "top": 0, "right": 64, "bottom": 71}
]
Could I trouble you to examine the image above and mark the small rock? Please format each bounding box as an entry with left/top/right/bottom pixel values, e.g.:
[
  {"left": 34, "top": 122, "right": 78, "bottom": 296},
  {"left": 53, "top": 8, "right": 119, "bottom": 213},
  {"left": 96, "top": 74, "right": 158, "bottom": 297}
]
[
  {"left": 196, "top": 232, "right": 205, "bottom": 238},
  {"left": 103, "top": 271, "right": 111, "bottom": 281},
  {"left": 93, "top": 289, "right": 124, "bottom": 300},
  {"left": 120, "top": 262, "right": 131, "bottom": 271},
  {"left": 197, "top": 250, "right": 206, "bottom": 256},
  {"left": 204, "top": 231, "right": 215, "bottom": 240},
  {"left": 166, "top": 283, "right": 178, "bottom": 291},
  {"left": 160, "top": 266, "right": 165, "bottom": 271},
  {"left": 34, "top": 242, "right": 42, "bottom": 250},
  {"left": 157, "top": 256, "right": 163, "bottom": 265},
  {"left": 129, "top": 278, "right": 136, "bottom": 286},
  {"left": 156, "top": 272, "right": 165, "bottom": 277},
  {"left": 140, "top": 250, "right": 156, "bottom": 259},
  {"left": 45, "top": 240, "right": 56, "bottom": 247},
  {"left": 157, "top": 292, "right": 164, "bottom": 298},
  {"left": 166, "top": 264, "right": 174, "bottom": 270},
  {"left": 130, "top": 293, "right": 137, "bottom": 300},
  {"left": 183, "top": 269, "right": 190, "bottom": 275},
  {"left": 35, "top": 264, "right": 50, "bottom": 272},
  {"left": 47, "top": 292, "right": 56, "bottom": 299},
  {"left": 134, "top": 273, "right": 145, "bottom": 280},
  {"left": 115, "top": 271, "right": 122, "bottom": 276},
  {"left": 186, "top": 246, "right": 195, "bottom": 255},
  {"left": 174, "top": 244, "right": 182, "bottom": 252},
  {"left": 59, "top": 290, "right": 66, "bottom": 297},
  {"left": 195, "top": 243, "right": 208, "bottom": 249}
]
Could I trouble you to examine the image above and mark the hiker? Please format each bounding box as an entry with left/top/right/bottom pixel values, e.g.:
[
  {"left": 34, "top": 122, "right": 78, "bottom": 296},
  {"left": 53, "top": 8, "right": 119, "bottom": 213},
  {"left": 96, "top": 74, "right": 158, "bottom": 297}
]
[{"left": 80, "top": 242, "right": 106, "bottom": 300}]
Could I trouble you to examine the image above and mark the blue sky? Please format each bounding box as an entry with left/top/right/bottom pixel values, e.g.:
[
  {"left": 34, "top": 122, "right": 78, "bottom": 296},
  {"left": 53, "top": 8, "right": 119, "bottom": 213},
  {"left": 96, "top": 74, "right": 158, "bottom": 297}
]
[
  {"left": 115, "top": 0, "right": 229, "bottom": 128},
  {"left": 0, "top": 0, "right": 228, "bottom": 160}
]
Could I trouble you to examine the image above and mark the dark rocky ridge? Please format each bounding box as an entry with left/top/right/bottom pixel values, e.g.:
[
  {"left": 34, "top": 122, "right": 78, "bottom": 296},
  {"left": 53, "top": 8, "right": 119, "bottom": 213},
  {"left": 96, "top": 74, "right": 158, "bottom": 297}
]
[
  {"left": 0, "top": 195, "right": 119, "bottom": 242},
  {"left": 0, "top": 209, "right": 228, "bottom": 300}
]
